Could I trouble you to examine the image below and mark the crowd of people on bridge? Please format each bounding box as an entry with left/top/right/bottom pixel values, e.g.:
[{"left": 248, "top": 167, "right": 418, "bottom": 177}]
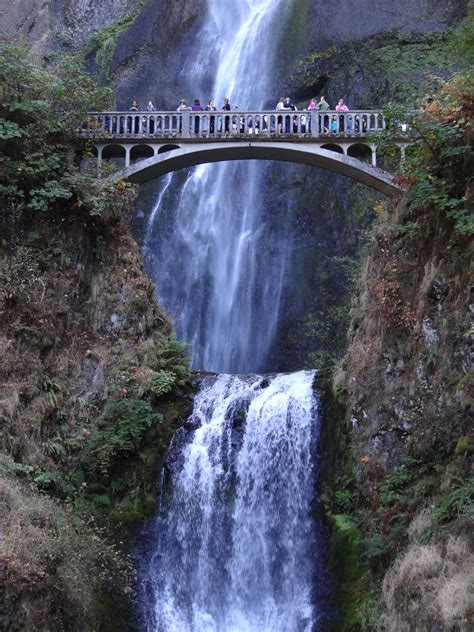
[{"left": 125, "top": 94, "right": 371, "bottom": 136}]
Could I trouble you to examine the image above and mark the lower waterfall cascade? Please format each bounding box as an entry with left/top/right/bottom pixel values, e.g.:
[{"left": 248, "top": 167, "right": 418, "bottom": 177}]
[{"left": 138, "top": 370, "right": 329, "bottom": 632}]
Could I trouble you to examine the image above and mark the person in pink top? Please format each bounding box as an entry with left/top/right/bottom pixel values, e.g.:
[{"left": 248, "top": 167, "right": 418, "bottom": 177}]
[
  {"left": 335, "top": 98, "right": 349, "bottom": 132},
  {"left": 336, "top": 98, "right": 349, "bottom": 111},
  {"left": 308, "top": 99, "right": 316, "bottom": 109}
]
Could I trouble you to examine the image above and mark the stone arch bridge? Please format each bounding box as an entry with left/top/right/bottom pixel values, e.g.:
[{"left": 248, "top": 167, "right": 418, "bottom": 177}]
[{"left": 81, "top": 110, "right": 409, "bottom": 197}]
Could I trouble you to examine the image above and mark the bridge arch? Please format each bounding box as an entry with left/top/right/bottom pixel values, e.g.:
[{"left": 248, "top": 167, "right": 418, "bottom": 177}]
[
  {"left": 158, "top": 144, "right": 181, "bottom": 155},
  {"left": 320, "top": 143, "right": 344, "bottom": 154},
  {"left": 347, "top": 143, "right": 373, "bottom": 162},
  {"left": 130, "top": 144, "right": 155, "bottom": 163},
  {"left": 101, "top": 144, "right": 127, "bottom": 168},
  {"left": 117, "top": 142, "right": 401, "bottom": 197}
]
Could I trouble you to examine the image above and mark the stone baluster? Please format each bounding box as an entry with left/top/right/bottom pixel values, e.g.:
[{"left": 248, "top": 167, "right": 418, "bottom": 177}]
[
  {"left": 347, "top": 113, "right": 353, "bottom": 135},
  {"left": 182, "top": 111, "right": 190, "bottom": 138},
  {"left": 96, "top": 144, "right": 103, "bottom": 177}
]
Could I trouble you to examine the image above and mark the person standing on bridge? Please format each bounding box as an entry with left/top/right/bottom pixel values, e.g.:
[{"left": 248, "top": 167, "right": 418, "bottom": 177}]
[
  {"left": 336, "top": 97, "right": 349, "bottom": 132},
  {"left": 221, "top": 97, "right": 231, "bottom": 133},
  {"left": 177, "top": 99, "right": 191, "bottom": 111},
  {"left": 316, "top": 96, "right": 330, "bottom": 111},
  {"left": 129, "top": 99, "right": 140, "bottom": 134},
  {"left": 145, "top": 101, "right": 156, "bottom": 134},
  {"left": 315, "top": 96, "right": 329, "bottom": 134},
  {"left": 276, "top": 97, "right": 285, "bottom": 133},
  {"left": 335, "top": 98, "right": 349, "bottom": 111},
  {"left": 284, "top": 97, "right": 296, "bottom": 133},
  {"left": 177, "top": 99, "right": 191, "bottom": 134},
  {"left": 192, "top": 99, "right": 203, "bottom": 134},
  {"left": 206, "top": 99, "right": 217, "bottom": 133}
]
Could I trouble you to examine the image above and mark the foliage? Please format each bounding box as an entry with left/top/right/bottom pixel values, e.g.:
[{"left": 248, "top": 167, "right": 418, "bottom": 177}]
[
  {"left": 319, "top": 361, "right": 473, "bottom": 631},
  {"left": 376, "top": 70, "right": 473, "bottom": 237},
  {"left": 0, "top": 43, "right": 135, "bottom": 226},
  {"left": 144, "top": 332, "right": 190, "bottom": 386},
  {"left": 87, "top": 1, "right": 147, "bottom": 79},
  {"left": 449, "top": 8, "right": 474, "bottom": 67},
  {"left": 432, "top": 477, "right": 474, "bottom": 524},
  {"left": 88, "top": 398, "right": 163, "bottom": 476},
  {"left": 0, "top": 41, "right": 192, "bottom": 630},
  {"left": 303, "top": 255, "right": 361, "bottom": 369},
  {"left": 0, "top": 455, "right": 134, "bottom": 629}
]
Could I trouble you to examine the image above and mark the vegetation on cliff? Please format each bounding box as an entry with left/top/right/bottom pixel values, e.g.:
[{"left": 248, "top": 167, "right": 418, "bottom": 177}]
[
  {"left": 321, "top": 62, "right": 473, "bottom": 631},
  {"left": 0, "top": 45, "right": 191, "bottom": 630}
]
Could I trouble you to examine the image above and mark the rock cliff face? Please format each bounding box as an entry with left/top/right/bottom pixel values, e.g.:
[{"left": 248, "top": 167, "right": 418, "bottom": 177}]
[
  {"left": 0, "top": 0, "right": 142, "bottom": 56},
  {"left": 109, "top": 0, "right": 468, "bottom": 107},
  {"left": 302, "top": 0, "right": 467, "bottom": 50},
  {"left": 0, "top": 186, "right": 192, "bottom": 630},
  {"left": 341, "top": 199, "right": 472, "bottom": 472},
  {"left": 110, "top": 0, "right": 207, "bottom": 108},
  {"left": 3, "top": 0, "right": 467, "bottom": 105},
  {"left": 333, "top": 195, "right": 473, "bottom": 630}
]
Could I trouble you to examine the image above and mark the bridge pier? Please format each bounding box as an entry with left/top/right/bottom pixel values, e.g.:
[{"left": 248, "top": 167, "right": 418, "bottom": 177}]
[
  {"left": 96, "top": 144, "right": 103, "bottom": 177},
  {"left": 371, "top": 144, "right": 377, "bottom": 168},
  {"left": 399, "top": 143, "right": 408, "bottom": 166}
]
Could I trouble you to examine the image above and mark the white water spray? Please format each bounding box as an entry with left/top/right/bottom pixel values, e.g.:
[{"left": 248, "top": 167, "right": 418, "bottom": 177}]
[
  {"left": 144, "top": 0, "right": 293, "bottom": 372},
  {"left": 139, "top": 371, "right": 327, "bottom": 631}
]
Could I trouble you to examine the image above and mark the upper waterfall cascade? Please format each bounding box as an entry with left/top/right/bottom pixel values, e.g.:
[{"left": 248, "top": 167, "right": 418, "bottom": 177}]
[{"left": 144, "top": 0, "right": 292, "bottom": 374}]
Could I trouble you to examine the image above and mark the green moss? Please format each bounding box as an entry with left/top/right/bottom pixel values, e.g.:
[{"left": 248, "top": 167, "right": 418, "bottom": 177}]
[
  {"left": 87, "top": 1, "right": 148, "bottom": 79},
  {"left": 455, "top": 368, "right": 474, "bottom": 410},
  {"left": 288, "top": 30, "right": 460, "bottom": 106},
  {"left": 278, "top": 0, "right": 311, "bottom": 66},
  {"left": 326, "top": 514, "right": 375, "bottom": 631},
  {"left": 317, "top": 370, "right": 390, "bottom": 629},
  {"left": 455, "top": 435, "right": 472, "bottom": 455},
  {"left": 78, "top": 396, "right": 191, "bottom": 532}
]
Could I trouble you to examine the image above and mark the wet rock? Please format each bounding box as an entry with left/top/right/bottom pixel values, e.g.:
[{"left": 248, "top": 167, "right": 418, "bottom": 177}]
[
  {"left": 421, "top": 317, "right": 438, "bottom": 353},
  {"left": 426, "top": 278, "right": 448, "bottom": 304}
]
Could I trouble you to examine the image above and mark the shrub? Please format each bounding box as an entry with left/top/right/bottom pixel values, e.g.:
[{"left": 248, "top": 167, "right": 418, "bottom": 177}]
[
  {"left": 0, "top": 455, "right": 134, "bottom": 629},
  {"left": 382, "top": 534, "right": 473, "bottom": 631}
]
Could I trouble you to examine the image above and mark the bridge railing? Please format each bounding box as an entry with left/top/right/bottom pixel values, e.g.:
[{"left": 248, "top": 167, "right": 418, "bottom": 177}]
[{"left": 80, "top": 110, "right": 387, "bottom": 140}]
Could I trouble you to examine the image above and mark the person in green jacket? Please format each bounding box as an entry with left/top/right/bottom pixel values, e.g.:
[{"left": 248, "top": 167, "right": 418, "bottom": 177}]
[{"left": 316, "top": 96, "right": 330, "bottom": 110}]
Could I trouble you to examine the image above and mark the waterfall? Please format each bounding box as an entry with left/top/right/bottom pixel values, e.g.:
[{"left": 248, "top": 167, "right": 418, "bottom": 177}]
[
  {"left": 139, "top": 3, "right": 329, "bottom": 629},
  {"left": 139, "top": 371, "right": 328, "bottom": 632},
  {"left": 144, "top": 0, "right": 293, "bottom": 373}
]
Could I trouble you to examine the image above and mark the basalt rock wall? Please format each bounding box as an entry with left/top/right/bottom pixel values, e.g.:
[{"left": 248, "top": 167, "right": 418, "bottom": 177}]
[
  {"left": 3, "top": 0, "right": 467, "bottom": 107},
  {"left": 1, "top": 0, "right": 142, "bottom": 56}
]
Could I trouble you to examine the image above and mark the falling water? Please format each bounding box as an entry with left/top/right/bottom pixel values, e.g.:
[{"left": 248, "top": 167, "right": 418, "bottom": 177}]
[
  {"left": 139, "top": 371, "right": 328, "bottom": 631},
  {"left": 144, "top": 0, "right": 293, "bottom": 373},
  {"left": 139, "top": 2, "right": 329, "bottom": 628}
]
